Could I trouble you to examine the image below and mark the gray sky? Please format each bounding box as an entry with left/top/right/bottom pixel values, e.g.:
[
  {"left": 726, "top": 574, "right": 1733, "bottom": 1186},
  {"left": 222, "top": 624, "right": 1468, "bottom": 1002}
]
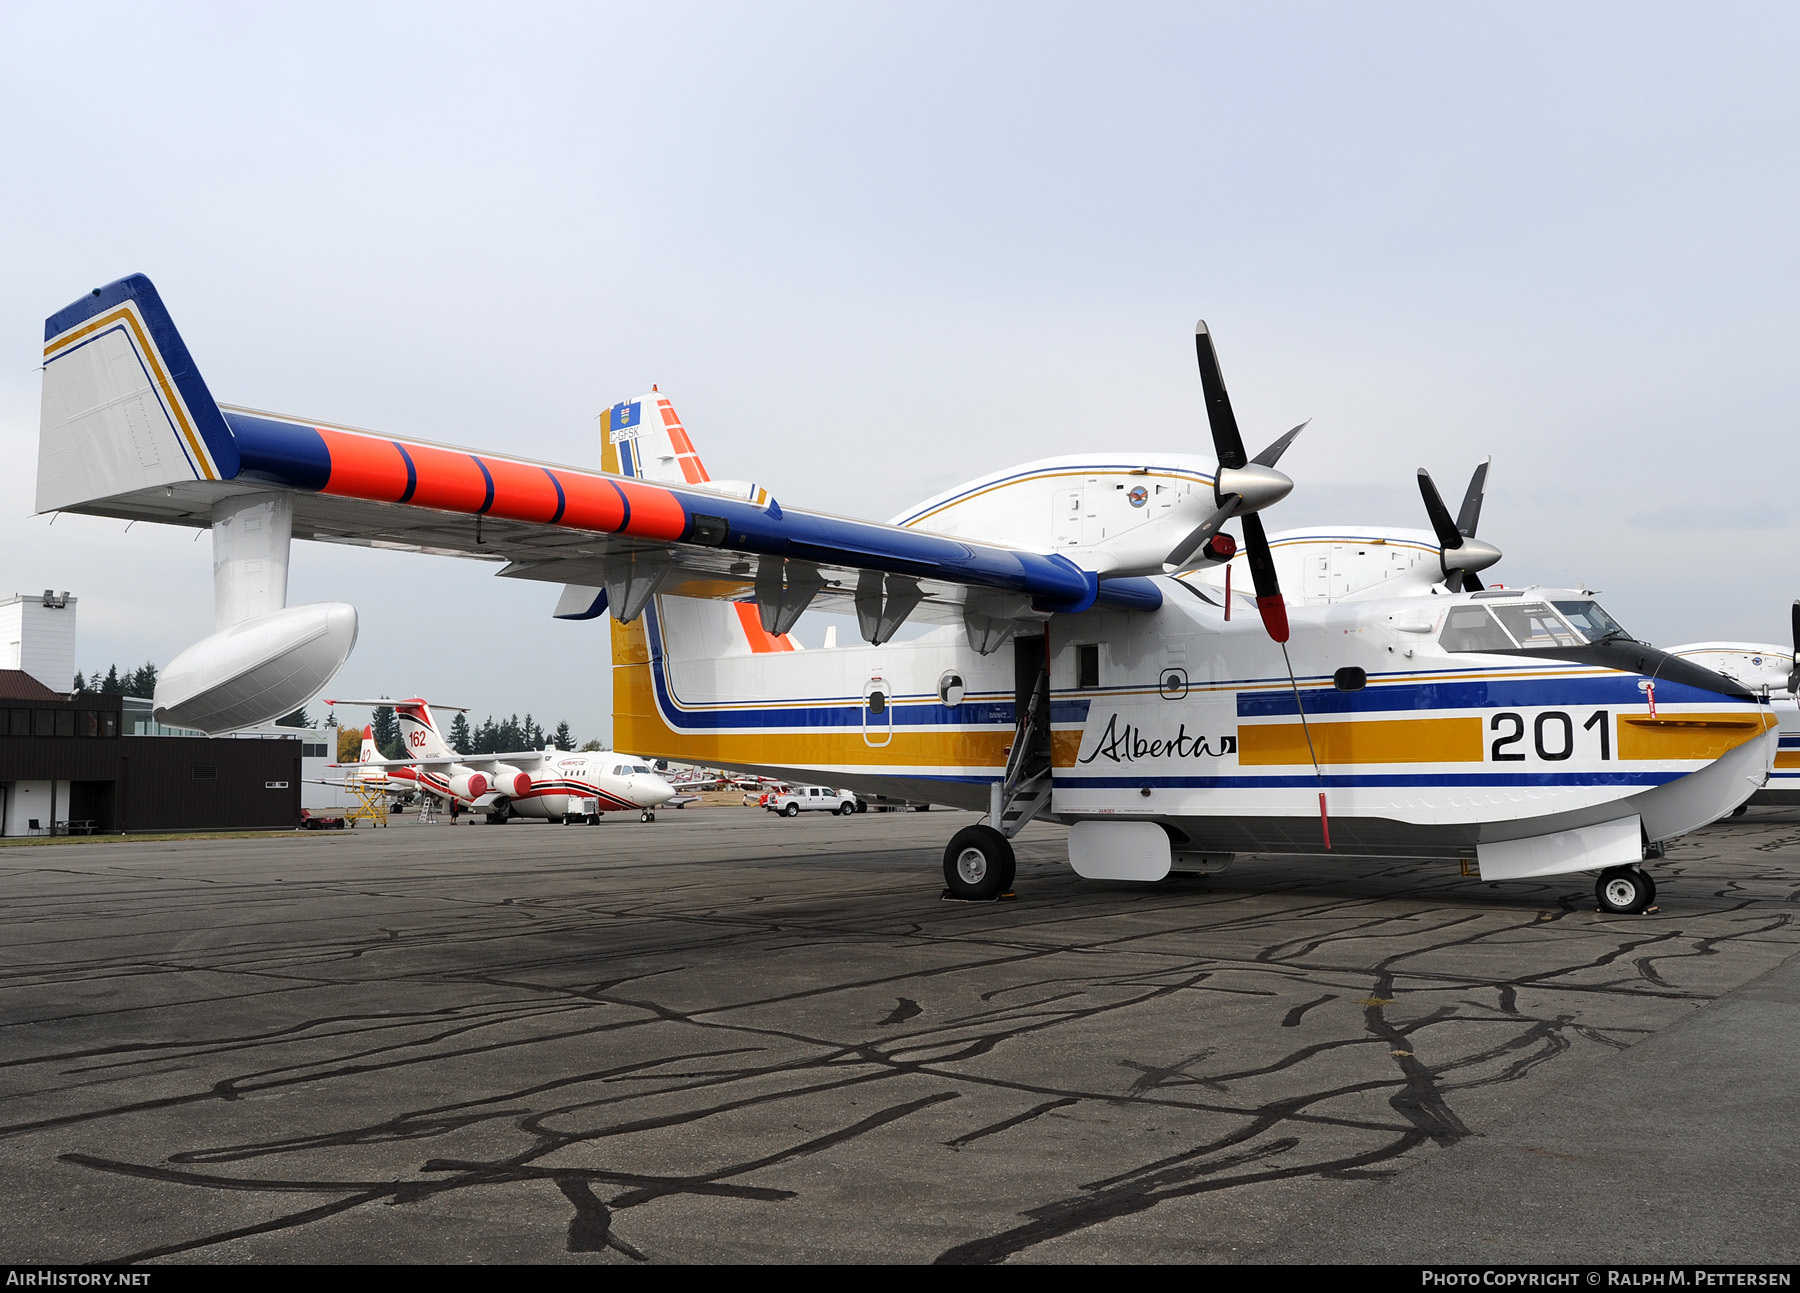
[{"left": 2, "top": 2, "right": 1795, "bottom": 743}]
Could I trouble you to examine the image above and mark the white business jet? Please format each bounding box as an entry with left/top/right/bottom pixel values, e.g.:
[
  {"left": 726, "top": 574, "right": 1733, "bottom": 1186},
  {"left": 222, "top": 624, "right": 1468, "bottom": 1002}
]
[{"left": 325, "top": 699, "right": 677, "bottom": 822}]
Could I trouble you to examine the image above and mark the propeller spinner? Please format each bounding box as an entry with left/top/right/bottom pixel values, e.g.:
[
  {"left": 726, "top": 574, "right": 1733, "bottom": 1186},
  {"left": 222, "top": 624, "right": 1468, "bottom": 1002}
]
[
  {"left": 1163, "top": 321, "right": 1304, "bottom": 642},
  {"left": 1416, "top": 458, "right": 1501, "bottom": 592}
]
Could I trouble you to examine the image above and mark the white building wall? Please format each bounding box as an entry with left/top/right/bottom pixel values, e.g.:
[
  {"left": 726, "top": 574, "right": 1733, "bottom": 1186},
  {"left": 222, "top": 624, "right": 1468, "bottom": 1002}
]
[
  {"left": 0, "top": 594, "right": 77, "bottom": 692},
  {"left": 1, "top": 780, "right": 68, "bottom": 836}
]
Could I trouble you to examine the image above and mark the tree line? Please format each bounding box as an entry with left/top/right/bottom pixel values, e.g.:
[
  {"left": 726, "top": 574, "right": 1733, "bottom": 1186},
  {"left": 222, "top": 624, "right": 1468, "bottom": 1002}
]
[
  {"left": 71, "top": 664, "right": 159, "bottom": 698},
  {"left": 359, "top": 706, "right": 595, "bottom": 760}
]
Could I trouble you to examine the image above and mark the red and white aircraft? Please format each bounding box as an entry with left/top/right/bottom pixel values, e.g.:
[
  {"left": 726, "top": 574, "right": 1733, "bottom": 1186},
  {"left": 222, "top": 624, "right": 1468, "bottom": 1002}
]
[{"left": 326, "top": 699, "right": 679, "bottom": 822}]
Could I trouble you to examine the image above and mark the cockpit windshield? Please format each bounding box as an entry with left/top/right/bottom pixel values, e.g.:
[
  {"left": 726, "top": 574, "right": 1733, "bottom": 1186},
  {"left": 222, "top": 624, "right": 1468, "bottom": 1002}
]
[
  {"left": 1489, "top": 603, "right": 1584, "bottom": 648},
  {"left": 1438, "top": 600, "right": 1604, "bottom": 653},
  {"left": 1552, "top": 600, "right": 1632, "bottom": 643}
]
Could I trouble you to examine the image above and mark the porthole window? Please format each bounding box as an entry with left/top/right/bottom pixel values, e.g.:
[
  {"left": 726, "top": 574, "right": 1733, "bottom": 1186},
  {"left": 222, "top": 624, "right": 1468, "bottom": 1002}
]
[{"left": 938, "top": 672, "right": 965, "bottom": 707}]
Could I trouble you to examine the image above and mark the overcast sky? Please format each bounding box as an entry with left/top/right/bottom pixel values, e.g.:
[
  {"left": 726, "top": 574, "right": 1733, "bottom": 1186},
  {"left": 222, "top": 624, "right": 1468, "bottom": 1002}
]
[{"left": 2, "top": 3, "right": 1795, "bottom": 743}]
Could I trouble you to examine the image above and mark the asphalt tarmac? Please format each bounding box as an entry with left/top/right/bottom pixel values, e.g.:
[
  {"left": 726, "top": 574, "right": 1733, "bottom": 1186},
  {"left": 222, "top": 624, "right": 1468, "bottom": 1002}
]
[{"left": 1, "top": 804, "right": 1796, "bottom": 1265}]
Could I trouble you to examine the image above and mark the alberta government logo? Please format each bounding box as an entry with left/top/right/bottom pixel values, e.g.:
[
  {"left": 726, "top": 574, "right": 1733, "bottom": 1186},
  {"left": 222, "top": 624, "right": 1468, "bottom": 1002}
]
[{"left": 1078, "top": 714, "right": 1236, "bottom": 763}]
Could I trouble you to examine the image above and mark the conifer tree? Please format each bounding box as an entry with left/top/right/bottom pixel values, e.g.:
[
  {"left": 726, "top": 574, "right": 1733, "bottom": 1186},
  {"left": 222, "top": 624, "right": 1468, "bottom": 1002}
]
[
  {"left": 371, "top": 704, "right": 402, "bottom": 760},
  {"left": 553, "top": 721, "right": 574, "bottom": 751},
  {"left": 101, "top": 665, "right": 121, "bottom": 694},
  {"left": 448, "top": 713, "right": 473, "bottom": 755}
]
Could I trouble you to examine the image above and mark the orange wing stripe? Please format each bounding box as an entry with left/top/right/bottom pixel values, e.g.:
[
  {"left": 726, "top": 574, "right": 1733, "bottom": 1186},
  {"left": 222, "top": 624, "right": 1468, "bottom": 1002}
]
[
  {"left": 482, "top": 456, "right": 562, "bottom": 523},
  {"left": 406, "top": 442, "right": 492, "bottom": 512},
  {"left": 318, "top": 428, "right": 410, "bottom": 502}
]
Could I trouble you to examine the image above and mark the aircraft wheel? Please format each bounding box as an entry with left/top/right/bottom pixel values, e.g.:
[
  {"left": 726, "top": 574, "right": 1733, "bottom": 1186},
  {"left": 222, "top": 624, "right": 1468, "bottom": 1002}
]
[
  {"left": 942, "top": 825, "right": 1015, "bottom": 900},
  {"left": 1596, "top": 866, "right": 1655, "bottom": 914},
  {"left": 783, "top": 803, "right": 799, "bottom": 818},
  {"left": 640, "top": 810, "right": 656, "bottom": 823}
]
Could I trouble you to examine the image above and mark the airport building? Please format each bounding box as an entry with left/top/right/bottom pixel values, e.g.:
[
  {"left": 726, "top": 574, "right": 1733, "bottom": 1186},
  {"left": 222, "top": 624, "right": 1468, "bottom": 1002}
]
[{"left": 0, "top": 591, "right": 316, "bottom": 835}]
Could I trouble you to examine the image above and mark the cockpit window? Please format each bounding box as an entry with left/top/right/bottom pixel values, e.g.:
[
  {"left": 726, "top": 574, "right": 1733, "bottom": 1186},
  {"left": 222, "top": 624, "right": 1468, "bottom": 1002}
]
[
  {"left": 1553, "top": 600, "right": 1631, "bottom": 643},
  {"left": 1489, "top": 603, "right": 1583, "bottom": 648},
  {"left": 1438, "top": 606, "right": 1517, "bottom": 653}
]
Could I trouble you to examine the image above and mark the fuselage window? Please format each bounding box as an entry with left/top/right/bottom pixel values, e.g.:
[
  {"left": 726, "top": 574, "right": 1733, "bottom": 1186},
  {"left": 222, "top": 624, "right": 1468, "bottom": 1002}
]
[{"left": 1076, "top": 643, "right": 1100, "bottom": 689}]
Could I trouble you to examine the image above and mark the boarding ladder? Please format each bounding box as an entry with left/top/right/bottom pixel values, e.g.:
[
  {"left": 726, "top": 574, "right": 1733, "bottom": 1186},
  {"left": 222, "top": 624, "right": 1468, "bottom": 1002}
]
[{"left": 991, "top": 662, "right": 1053, "bottom": 839}]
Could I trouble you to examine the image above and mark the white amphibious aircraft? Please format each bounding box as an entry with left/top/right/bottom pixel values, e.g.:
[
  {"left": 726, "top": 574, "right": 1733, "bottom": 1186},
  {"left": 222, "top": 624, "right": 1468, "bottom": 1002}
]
[
  {"left": 35, "top": 275, "right": 1777, "bottom": 913},
  {"left": 324, "top": 699, "right": 678, "bottom": 822},
  {"left": 1661, "top": 622, "right": 1800, "bottom": 806}
]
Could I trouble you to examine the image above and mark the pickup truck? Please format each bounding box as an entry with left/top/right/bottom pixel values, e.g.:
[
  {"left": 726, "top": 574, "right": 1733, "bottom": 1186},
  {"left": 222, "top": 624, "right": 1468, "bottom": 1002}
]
[{"left": 766, "top": 786, "right": 857, "bottom": 817}]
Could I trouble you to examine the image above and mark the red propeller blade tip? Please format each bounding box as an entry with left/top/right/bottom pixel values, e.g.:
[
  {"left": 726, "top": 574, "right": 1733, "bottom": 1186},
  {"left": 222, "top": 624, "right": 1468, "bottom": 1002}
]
[{"left": 1256, "top": 595, "right": 1290, "bottom": 643}]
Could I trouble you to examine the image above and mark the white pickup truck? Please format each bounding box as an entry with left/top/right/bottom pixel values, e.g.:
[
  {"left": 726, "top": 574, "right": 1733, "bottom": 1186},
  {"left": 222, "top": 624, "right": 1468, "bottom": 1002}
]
[{"left": 766, "top": 786, "right": 857, "bottom": 817}]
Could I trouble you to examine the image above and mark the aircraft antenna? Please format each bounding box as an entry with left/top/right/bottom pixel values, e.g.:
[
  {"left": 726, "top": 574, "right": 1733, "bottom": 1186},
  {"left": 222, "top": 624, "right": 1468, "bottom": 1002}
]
[{"left": 1278, "top": 642, "right": 1330, "bottom": 850}]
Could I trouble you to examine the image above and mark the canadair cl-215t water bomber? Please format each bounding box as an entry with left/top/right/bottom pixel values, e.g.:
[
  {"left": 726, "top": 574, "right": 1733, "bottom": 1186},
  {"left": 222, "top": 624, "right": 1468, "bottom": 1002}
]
[{"left": 34, "top": 276, "right": 1777, "bottom": 913}]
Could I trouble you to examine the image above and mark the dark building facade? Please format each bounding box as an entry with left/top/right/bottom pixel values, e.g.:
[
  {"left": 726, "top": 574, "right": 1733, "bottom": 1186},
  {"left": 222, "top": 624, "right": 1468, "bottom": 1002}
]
[{"left": 0, "top": 674, "right": 302, "bottom": 834}]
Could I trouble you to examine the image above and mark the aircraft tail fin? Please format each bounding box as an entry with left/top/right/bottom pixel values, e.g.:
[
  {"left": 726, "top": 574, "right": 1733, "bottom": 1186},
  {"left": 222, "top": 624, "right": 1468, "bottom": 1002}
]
[
  {"left": 38, "top": 274, "right": 240, "bottom": 513},
  {"left": 600, "top": 391, "right": 710, "bottom": 484},
  {"left": 391, "top": 699, "right": 455, "bottom": 760},
  {"left": 586, "top": 392, "right": 796, "bottom": 654},
  {"left": 359, "top": 724, "right": 378, "bottom": 764}
]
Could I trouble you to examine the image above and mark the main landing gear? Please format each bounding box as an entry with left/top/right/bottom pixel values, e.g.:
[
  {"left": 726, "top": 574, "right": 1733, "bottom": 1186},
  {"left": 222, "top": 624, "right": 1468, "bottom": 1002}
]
[
  {"left": 1595, "top": 865, "right": 1657, "bottom": 915},
  {"left": 943, "top": 825, "right": 1016, "bottom": 901},
  {"left": 942, "top": 630, "right": 1051, "bottom": 901}
]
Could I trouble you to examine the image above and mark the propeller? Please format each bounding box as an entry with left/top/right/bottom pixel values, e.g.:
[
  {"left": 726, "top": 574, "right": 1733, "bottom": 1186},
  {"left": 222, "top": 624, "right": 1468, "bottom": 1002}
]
[
  {"left": 1416, "top": 458, "right": 1502, "bottom": 592},
  {"left": 1788, "top": 601, "right": 1799, "bottom": 694},
  {"left": 1163, "top": 321, "right": 1304, "bottom": 642}
]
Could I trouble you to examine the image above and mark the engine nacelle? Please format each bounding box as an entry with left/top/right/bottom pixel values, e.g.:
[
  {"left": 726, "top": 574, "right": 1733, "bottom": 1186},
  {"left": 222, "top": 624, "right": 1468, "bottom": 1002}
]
[
  {"left": 153, "top": 602, "right": 358, "bottom": 735},
  {"left": 489, "top": 766, "right": 533, "bottom": 799},
  {"left": 447, "top": 771, "right": 490, "bottom": 802}
]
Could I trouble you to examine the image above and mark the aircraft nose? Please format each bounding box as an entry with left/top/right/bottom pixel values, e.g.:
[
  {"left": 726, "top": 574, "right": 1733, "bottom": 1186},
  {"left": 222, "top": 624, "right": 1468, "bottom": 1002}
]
[{"left": 642, "top": 776, "right": 676, "bottom": 806}]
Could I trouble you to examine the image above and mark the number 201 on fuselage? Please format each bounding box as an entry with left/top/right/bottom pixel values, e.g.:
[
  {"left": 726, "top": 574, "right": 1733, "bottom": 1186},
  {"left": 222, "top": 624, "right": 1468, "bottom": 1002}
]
[{"left": 1488, "top": 710, "right": 1610, "bottom": 762}]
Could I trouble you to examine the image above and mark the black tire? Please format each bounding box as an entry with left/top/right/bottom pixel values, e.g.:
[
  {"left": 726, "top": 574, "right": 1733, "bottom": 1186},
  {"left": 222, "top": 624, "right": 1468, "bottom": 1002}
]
[
  {"left": 586, "top": 814, "right": 600, "bottom": 825},
  {"left": 837, "top": 802, "right": 854, "bottom": 816},
  {"left": 640, "top": 810, "right": 655, "bottom": 823},
  {"left": 942, "top": 825, "right": 1016, "bottom": 900},
  {"left": 855, "top": 800, "right": 867, "bottom": 813},
  {"left": 783, "top": 803, "right": 799, "bottom": 818},
  {"left": 1596, "top": 865, "right": 1654, "bottom": 914}
]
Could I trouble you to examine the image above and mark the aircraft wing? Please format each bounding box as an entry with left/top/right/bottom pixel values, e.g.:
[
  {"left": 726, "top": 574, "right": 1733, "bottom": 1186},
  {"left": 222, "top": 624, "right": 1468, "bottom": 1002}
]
[{"left": 37, "top": 276, "right": 1163, "bottom": 631}]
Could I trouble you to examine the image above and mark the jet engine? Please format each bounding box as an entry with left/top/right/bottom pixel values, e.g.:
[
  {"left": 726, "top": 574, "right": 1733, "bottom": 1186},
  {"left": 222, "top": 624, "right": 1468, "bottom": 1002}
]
[
  {"left": 447, "top": 771, "right": 490, "bottom": 802},
  {"left": 488, "top": 766, "right": 533, "bottom": 799}
]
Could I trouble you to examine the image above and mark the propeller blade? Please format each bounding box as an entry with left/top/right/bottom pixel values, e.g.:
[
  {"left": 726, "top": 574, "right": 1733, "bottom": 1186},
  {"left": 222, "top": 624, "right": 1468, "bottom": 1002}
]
[
  {"left": 1417, "top": 469, "right": 1464, "bottom": 552},
  {"left": 1240, "top": 512, "right": 1289, "bottom": 642},
  {"left": 1462, "top": 571, "right": 1484, "bottom": 592},
  {"left": 1194, "top": 321, "right": 1247, "bottom": 470},
  {"left": 1250, "top": 420, "right": 1310, "bottom": 468},
  {"left": 1165, "top": 497, "right": 1240, "bottom": 569},
  {"left": 1790, "top": 600, "right": 1800, "bottom": 693},
  {"left": 1455, "top": 457, "right": 1490, "bottom": 538}
]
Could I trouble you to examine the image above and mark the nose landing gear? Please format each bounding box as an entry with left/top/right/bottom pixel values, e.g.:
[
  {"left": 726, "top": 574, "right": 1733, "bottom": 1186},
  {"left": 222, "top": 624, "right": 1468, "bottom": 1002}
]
[{"left": 640, "top": 809, "right": 656, "bottom": 822}]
